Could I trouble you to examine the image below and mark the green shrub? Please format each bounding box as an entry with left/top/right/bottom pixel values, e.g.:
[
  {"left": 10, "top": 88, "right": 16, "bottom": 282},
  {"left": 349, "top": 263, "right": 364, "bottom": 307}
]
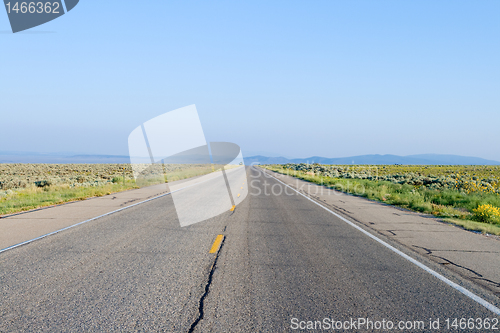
[
  {"left": 34, "top": 180, "right": 52, "bottom": 188},
  {"left": 112, "top": 176, "right": 124, "bottom": 183}
]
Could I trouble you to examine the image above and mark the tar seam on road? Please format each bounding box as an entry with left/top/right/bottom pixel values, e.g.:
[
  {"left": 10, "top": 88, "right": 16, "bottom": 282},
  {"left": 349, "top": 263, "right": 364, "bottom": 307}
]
[
  {"left": 188, "top": 235, "right": 226, "bottom": 333},
  {"left": 263, "top": 168, "right": 500, "bottom": 316},
  {"left": 0, "top": 173, "right": 225, "bottom": 255}
]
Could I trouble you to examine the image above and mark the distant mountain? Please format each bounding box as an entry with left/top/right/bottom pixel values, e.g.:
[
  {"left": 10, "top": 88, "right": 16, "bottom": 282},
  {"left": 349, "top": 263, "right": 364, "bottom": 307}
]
[
  {"left": 243, "top": 150, "right": 296, "bottom": 159},
  {"left": 242, "top": 156, "right": 292, "bottom": 165},
  {"left": 2, "top": 151, "right": 499, "bottom": 165},
  {"left": 244, "top": 154, "right": 500, "bottom": 165},
  {"left": 405, "top": 154, "right": 500, "bottom": 165},
  {"left": 0, "top": 151, "right": 130, "bottom": 163}
]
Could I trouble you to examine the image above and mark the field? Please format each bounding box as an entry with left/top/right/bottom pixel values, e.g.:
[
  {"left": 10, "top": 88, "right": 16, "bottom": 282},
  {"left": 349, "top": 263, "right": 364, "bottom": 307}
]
[
  {"left": 0, "top": 163, "right": 215, "bottom": 215},
  {"left": 264, "top": 164, "right": 500, "bottom": 235}
]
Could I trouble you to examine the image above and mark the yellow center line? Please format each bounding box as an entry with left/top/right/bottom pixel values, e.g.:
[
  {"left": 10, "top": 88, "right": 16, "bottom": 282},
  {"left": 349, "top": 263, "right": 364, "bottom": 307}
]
[{"left": 209, "top": 234, "right": 224, "bottom": 253}]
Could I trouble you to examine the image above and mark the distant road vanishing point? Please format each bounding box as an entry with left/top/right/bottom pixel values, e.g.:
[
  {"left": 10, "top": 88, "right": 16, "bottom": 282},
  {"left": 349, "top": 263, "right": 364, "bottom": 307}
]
[{"left": 1, "top": 166, "right": 499, "bottom": 331}]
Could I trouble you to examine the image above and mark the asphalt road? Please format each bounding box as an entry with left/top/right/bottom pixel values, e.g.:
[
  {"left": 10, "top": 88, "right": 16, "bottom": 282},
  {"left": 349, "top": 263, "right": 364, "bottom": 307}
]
[
  {"left": 1, "top": 167, "right": 498, "bottom": 332},
  {"left": 168, "top": 165, "right": 248, "bottom": 227}
]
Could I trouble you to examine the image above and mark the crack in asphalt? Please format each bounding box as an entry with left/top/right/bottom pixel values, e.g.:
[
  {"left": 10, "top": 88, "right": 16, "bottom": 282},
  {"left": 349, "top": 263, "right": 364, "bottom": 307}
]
[
  {"left": 188, "top": 235, "right": 226, "bottom": 333},
  {"left": 429, "top": 249, "right": 500, "bottom": 253},
  {"left": 120, "top": 199, "right": 138, "bottom": 206},
  {"left": 470, "top": 277, "right": 500, "bottom": 288},
  {"left": 386, "top": 230, "right": 397, "bottom": 236},
  {"left": 413, "top": 245, "right": 500, "bottom": 288}
]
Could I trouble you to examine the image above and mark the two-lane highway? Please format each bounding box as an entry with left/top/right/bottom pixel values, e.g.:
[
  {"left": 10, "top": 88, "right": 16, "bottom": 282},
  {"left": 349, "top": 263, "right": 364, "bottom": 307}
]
[{"left": 0, "top": 167, "right": 498, "bottom": 332}]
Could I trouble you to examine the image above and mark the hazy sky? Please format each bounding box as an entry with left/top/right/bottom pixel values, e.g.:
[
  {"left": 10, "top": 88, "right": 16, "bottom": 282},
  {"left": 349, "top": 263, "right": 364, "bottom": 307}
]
[{"left": 1, "top": 1, "right": 499, "bottom": 160}]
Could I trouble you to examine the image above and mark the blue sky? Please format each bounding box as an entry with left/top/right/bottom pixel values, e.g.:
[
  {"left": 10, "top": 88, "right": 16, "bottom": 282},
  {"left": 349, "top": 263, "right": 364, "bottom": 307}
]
[{"left": 1, "top": 1, "right": 499, "bottom": 160}]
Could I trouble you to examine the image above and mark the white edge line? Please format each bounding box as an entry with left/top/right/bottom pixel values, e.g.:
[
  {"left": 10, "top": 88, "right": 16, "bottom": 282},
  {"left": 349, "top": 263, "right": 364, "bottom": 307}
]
[
  {"left": 0, "top": 167, "right": 245, "bottom": 255},
  {"left": 261, "top": 168, "right": 500, "bottom": 316},
  {"left": 0, "top": 173, "right": 223, "bottom": 255},
  {"left": 0, "top": 189, "right": 175, "bottom": 254}
]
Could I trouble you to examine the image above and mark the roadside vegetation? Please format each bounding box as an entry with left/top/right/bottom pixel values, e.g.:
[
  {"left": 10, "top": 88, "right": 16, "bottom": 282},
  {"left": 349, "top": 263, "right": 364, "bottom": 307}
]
[
  {"left": 0, "top": 163, "right": 215, "bottom": 215},
  {"left": 264, "top": 164, "right": 500, "bottom": 236}
]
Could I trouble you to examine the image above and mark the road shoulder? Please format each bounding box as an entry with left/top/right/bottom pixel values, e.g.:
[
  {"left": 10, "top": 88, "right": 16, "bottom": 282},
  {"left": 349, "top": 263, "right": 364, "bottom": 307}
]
[
  {"left": 0, "top": 183, "right": 170, "bottom": 251},
  {"left": 262, "top": 168, "right": 500, "bottom": 299}
]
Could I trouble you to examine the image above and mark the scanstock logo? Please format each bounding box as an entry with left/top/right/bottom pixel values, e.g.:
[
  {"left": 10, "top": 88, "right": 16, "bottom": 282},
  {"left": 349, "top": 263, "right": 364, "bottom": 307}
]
[
  {"left": 128, "top": 105, "right": 248, "bottom": 227},
  {"left": 3, "top": 0, "right": 79, "bottom": 33}
]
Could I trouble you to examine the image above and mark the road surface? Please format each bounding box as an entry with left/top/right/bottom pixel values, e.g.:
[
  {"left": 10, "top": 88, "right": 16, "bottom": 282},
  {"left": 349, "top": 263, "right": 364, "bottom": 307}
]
[{"left": 1, "top": 167, "right": 498, "bottom": 332}]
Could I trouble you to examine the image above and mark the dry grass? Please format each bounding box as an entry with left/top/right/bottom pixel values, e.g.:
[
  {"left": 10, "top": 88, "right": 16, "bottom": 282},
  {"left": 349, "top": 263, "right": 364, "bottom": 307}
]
[
  {"left": 0, "top": 182, "right": 139, "bottom": 216},
  {"left": 264, "top": 165, "right": 500, "bottom": 236},
  {"left": 0, "top": 163, "right": 228, "bottom": 216}
]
